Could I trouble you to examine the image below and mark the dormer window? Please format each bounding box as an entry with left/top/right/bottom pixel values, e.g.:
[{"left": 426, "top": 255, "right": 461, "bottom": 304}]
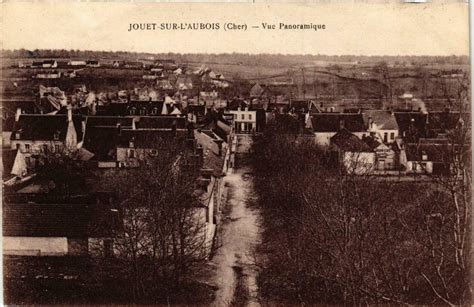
[
  {"left": 53, "top": 131, "right": 60, "bottom": 141},
  {"left": 15, "top": 132, "right": 20, "bottom": 140},
  {"left": 140, "top": 108, "right": 147, "bottom": 115},
  {"left": 421, "top": 151, "right": 428, "bottom": 161},
  {"left": 151, "top": 107, "right": 158, "bottom": 115},
  {"left": 129, "top": 108, "right": 136, "bottom": 115},
  {"left": 129, "top": 138, "right": 135, "bottom": 148}
]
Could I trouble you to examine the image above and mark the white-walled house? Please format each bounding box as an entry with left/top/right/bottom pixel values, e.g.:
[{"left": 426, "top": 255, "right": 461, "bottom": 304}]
[
  {"left": 9, "top": 109, "right": 84, "bottom": 174},
  {"left": 228, "top": 107, "right": 257, "bottom": 134},
  {"left": 330, "top": 128, "right": 376, "bottom": 175},
  {"left": 362, "top": 110, "right": 399, "bottom": 143}
]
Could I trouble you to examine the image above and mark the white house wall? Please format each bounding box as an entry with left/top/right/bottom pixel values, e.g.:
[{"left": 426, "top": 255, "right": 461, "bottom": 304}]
[{"left": 3, "top": 237, "right": 68, "bottom": 256}]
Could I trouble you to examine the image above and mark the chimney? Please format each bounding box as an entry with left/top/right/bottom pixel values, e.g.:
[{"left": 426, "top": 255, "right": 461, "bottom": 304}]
[
  {"left": 196, "top": 145, "right": 204, "bottom": 166},
  {"left": 214, "top": 139, "right": 223, "bottom": 156},
  {"left": 67, "top": 105, "right": 73, "bottom": 122},
  {"left": 339, "top": 119, "right": 345, "bottom": 130},
  {"left": 15, "top": 107, "right": 22, "bottom": 122},
  {"left": 116, "top": 123, "right": 122, "bottom": 136}
]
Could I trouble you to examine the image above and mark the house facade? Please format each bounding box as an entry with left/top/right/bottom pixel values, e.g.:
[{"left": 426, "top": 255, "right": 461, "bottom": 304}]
[{"left": 228, "top": 107, "right": 257, "bottom": 134}]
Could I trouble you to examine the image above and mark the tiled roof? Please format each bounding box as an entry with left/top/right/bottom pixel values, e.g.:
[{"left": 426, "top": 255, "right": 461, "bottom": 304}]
[
  {"left": 10, "top": 114, "right": 84, "bottom": 142},
  {"left": 3, "top": 203, "right": 119, "bottom": 237},
  {"left": 311, "top": 113, "right": 366, "bottom": 132}
]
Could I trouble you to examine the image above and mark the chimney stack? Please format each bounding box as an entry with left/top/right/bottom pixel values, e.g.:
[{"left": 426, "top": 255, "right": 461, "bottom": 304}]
[
  {"left": 339, "top": 119, "right": 345, "bottom": 130},
  {"left": 214, "top": 139, "right": 223, "bottom": 156},
  {"left": 67, "top": 105, "right": 73, "bottom": 122},
  {"left": 15, "top": 107, "right": 22, "bottom": 122}
]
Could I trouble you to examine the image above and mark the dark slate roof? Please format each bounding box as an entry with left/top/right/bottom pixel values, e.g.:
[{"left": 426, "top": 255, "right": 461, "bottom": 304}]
[
  {"left": 3, "top": 203, "right": 119, "bottom": 237},
  {"left": 1, "top": 100, "right": 39, "bottom": 115},
  {"left": 311, "top": 113, "right": 366, "bottom": 132},
  {"left": 10, "top": 114, "right": 84, "bottom": 142},
  {"left": 118, "top": 129, "right": 186, "bottom": 148},
  {"left": 394, "top": 112, "right": 428, "bottom": 136},
  {"left": 362, "top": 136, "right": 382, "bottom": 150},
  {"left": 82, "top": 126, "right": 120, "bottom": 161},
  {"left": 427, "top": 111, "right": 471, "bottom": 132},
  {"left": 85, "top": 116, "right": 134, "bottom": 129},
  {"left": 97, "top": 103, "right": 129, "bottom": 116},
  {"left": 134, "top": 116, "right": 186, "bottom": 129},
  {"left": 405, "top": 143, "right": 451, "bottom": 162},
  {"left": 194, "top": 130, "right": 225, "bottom": 177},
  {"left": 330, "top": 129, "right": 372, "bottom": 152},
  {"left": 2, "top": 116, "right": 15, "bottom": 132}
]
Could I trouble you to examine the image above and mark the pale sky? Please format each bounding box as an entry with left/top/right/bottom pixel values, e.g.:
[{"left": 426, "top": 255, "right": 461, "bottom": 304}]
[{"left": 1, "top": 2, "right": 469, "bottom": 56}]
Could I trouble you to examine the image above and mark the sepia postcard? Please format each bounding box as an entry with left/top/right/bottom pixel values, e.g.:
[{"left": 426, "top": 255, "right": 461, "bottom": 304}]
[{"left": 0, "top": 1, "right": 471, "bottom": 305}]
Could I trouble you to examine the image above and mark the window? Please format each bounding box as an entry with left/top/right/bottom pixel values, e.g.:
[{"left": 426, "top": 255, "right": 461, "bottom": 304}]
[
  {"left": 149, "top": 149, "right": 158, "bottom": 157},
  {"left": 15, "top": 132, "right": 20, "bottom": 140},
  {"left": 390, "top": 132, "right": 395, "bottom": 140},
  {"left": 53, "top": 131, "right": 60, "bottom": 140},
  {"left": 383, "top": 133, "right": 388, "bottom": 143},
  {"left": 129, "top": 108, "right": 136, "bottom": 115},
  {"left": 129, "top": 149, "right": 135, "bottom": 158},
  {"left": 25, "top": 144, "right": 30, "bottom": 152},
  {"left": 43, "top": 144, "right": 48, "bottom": 153},
  {"left": 248, "top": 114, "right": 252, "bottom": 120},
  {"left": 16, "top": 143, "right": 20, "bottom": 150},
  {"left": 241, "top": 114, "right": 245, "bottom": 120},
  {"left": 55, "top": 144, "right": 61, "bottom": 153}
]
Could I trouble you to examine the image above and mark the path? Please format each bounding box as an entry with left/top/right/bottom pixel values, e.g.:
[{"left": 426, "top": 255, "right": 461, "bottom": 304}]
[{"left": 211, "top": 135, "right": 262, "bottom": 306}]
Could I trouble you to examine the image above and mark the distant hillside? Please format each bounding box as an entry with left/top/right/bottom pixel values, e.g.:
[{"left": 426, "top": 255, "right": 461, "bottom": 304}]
[{"left": 1, "top": 49, "right": 469, "bottom": 68}]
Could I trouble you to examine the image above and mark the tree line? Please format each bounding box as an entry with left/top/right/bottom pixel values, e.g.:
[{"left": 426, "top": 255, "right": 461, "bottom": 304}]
[{"left": 250, "top": 115, "right": 471, "bottom": 305}]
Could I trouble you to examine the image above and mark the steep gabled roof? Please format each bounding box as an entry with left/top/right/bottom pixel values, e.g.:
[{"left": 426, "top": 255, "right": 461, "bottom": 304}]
[
  {"left": 194, "top": 130, "right": 225, "bottom": 177},
  {"left": 82, "top": 126, "right": 120, "bottom": 161},
  {"left": 394, "top": 112, "right": 428, "bottom": 136},
  {"left": 311, "top": 113, "right": 365, "bottom": 133},
  {"left": 10, "top": 114, "right": 84, "bottom": 142}
]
